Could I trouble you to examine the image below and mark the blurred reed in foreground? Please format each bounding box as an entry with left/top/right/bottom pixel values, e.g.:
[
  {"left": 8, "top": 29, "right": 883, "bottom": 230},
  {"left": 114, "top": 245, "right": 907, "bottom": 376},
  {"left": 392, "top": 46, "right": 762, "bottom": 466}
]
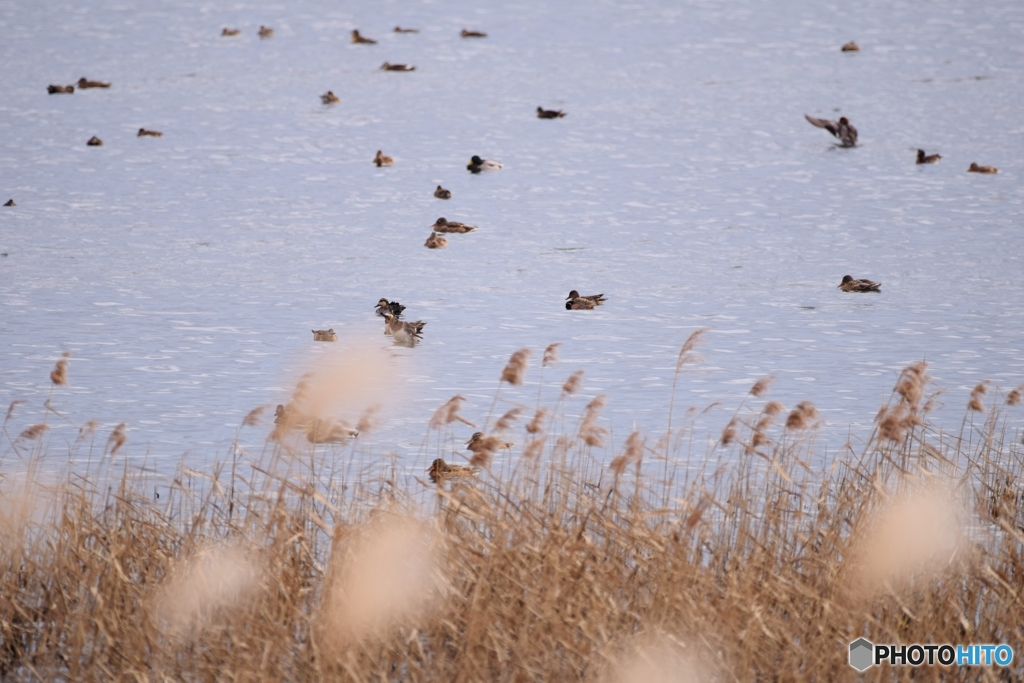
[{"left": 1, "top": 352, "right": 1023, "bottom": 680}]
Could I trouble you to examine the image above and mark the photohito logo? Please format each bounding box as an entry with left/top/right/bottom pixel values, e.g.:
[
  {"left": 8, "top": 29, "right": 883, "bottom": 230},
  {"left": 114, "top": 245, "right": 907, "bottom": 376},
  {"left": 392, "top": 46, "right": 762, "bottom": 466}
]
[{"left": 848, "top": 638, "right": 1014, "bottom": 671}]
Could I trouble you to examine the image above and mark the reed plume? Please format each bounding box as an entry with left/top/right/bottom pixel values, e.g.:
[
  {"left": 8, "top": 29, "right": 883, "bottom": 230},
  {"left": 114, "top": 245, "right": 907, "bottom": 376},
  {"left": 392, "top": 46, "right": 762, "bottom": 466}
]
[
  {"left": 968, "top": 382, "right": 988, "bottom": 412},
  {"left": 241, "top": 406, "right": 265, "bottom": 428},
  {"left": 494, "top": 407, "right": 523, "bottom": 432},
  {"left": 542, "top": 343, "right": 561, "bottom": 368},
  {"left": 49, "top": 352, "right": 70, "bottom": 386},
  {"left": 579, "top": 395, "right": 609, "bottom": 447},
  {"left": 106, "top": 422, "right": 127, "bottom": 455},
  {"left": 500, "top": 348, "right": 531, "bottom": 386},
  {"left": 785, "top": 401, "right": 818, "bottom": 430},
  {"left": 749, "top": 375, "right": 774, "bottom": 397},
  {"left": 525, "top": 408, "right": 548, "bottom": 434},
  {"left": 428, "top": 395, "right": 474, "bottom": 429},
  {"left": 562, "top": 370, "right": 584, "bottom": 396}
]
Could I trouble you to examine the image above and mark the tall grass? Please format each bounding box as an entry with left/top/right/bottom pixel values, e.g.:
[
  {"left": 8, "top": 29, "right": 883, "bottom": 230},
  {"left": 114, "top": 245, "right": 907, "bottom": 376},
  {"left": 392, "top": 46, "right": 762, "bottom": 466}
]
[{"left": 1, "top": 349, "right": 1023, "bottom": 681}]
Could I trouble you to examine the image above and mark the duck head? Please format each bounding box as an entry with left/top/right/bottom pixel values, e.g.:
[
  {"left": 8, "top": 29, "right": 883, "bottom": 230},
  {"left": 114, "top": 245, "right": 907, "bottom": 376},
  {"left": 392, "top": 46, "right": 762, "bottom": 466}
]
[{"left": 566, "top": 290, "right": 581, "bottom": 300}]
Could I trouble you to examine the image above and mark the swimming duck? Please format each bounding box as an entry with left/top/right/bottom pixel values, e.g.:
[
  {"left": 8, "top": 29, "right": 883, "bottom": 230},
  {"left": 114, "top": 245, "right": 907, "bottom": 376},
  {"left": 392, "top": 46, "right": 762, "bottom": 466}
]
[
  {"left": 424, "top": 232, "right": 448, "bottom": 249},
  {"left": 566, "top": 290, "right": 607, "bottom": 305},
  {"left": 258, "top": 25, "right": 274, "bottom": 38},
  {"left": 87, "top": 136, "right": 103, "bottom": 146},
  {"left": 137, "top": 128, "right": 163, "bottom": 137},
  {"left": 841, "top": 41, "right": 860, "bottom": 52},
  {"left": 804, "top": 114, "right": 858, "bottom": 147},
  {"left": 306, "top": 418, "right": 359, "bottom": 442},
  {"left": 916, "top": 149, "right": 941, "bottom": 164},
  {"left": 221, "top": 28, "right": 240, "bottom": 36},
  {"left": 434, "top": 185, "right": 452, "bottom": 199},
  {"left": 381, "top": 62, "right": 415, "bottom": 71},
  {"left": 275, "top": 403, "right": 312, "bottom": 429},
  {"left": 838, "top": 275, "right": 881, "bottom": 292},
  {"left": 466, "top": 432, "right": 513, "bottom": 452},
  {"left": 467, "top": 155, "right": 502, "bottom": 173},
  {"left": 460, "top": 29, "right": 487, "bottom": 38},
  {"left": 382, "top": 311, "right": 425, "bottom": 344},
  {"left": 47, "top": 84, "right": 74, "bottom": 94},
  {"left": 3, "top": 199, "right": 14, "bottom": 207},
  {"left": 427, "top": 458, "right": 477, "bottom": 484},
  {"left": 78, "top": 78, "right": 111, "bottom": 89},
  {"left": 431, "top": 217, "right": 476, "bottom": 233},
  {"left": 321, "top": 91, "right": 339, "bottom": 104},
  {"left": 394, "top": 26, "right": 419, "bottom": 33},
  {"left": 374, "top": 150, "right": 394, "bottom": 167},
  {"left": 537, "top": 106, "right": 566, "bottom": 119},
  {"left": 376, "top": 298, "right": 406, "bottom": 319},
  {"left": 312, "top": 328, "right": 338, "bottom": 341},
  {"left": 968, "top": 163, "right": 998, "bottom": 174},
  {"left": 351, "top": 29, "right": 377, "bottom": 44}
]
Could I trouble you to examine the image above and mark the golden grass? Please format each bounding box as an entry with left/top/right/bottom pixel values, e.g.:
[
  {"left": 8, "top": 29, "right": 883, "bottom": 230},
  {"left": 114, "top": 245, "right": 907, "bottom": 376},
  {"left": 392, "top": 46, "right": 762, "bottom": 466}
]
[{"left": 1, "top": 353, "right": 1023, "bottom": 681}]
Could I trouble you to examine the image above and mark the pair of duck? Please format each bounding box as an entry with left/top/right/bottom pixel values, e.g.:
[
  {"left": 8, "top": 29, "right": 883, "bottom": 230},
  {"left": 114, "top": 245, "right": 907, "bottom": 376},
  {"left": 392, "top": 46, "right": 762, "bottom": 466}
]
[
  {"left": 916, "top": 151, "right": 998, "bottom": 172},
  {"left": 425, "top": 218, "right": 475, "bottom": 249},
  {"left": 375, "top": 298, "right": 426, "bottom": 344},
  {"left": 49, "top": 78, "right": 110, "bottom": 94},
  {"left": 565, "top": 290, "right": 607, "bottom": 310}
]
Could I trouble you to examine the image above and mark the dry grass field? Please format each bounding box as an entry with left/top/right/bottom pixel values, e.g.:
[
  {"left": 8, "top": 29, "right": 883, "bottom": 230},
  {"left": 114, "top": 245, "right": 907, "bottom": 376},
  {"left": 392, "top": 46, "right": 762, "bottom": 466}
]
[{"left": 2, "top": 341, "right": 1023, "bottom": 681}]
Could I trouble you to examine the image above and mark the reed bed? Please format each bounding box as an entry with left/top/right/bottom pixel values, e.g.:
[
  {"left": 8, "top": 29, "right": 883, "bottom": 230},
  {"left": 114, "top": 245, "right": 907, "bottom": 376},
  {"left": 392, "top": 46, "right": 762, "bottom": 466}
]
[{"left": 1, "top": 347, "right": 1023, "bottom": 681}]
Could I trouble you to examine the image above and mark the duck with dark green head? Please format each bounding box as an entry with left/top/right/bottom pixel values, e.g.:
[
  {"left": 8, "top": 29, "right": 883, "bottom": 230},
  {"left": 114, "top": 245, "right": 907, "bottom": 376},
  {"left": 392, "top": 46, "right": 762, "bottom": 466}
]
[{"left": 467, "top": 155, "right": 502, "bottom": 173}]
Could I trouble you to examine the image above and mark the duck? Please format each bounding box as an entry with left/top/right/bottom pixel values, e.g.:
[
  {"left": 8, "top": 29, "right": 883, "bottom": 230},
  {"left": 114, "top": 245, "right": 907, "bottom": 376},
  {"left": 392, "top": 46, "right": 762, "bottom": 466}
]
[
  {"left": 467, "top": 155, "right": 503, "bottom": 173},
  {"left": 47, "top": 84, "right": 74, "bottom": 94},
  {"left": 424, "top": 232, "right": 448, "bottom": 249},
  {"left": 3, "top": 199, "right": 14, "bottom": 207},
  {"left": 351, "top": 29, "right": 377, "bottom": 44},
  {"left": 78, "top": 77, "right": 111, "bottom": 89},
  {"left": 838, "top": 275, "right": 881, "bottom": 292},
  {"left": 804, "top": 114, "right": 858, "bottom": 147},
  {"left": 537, "top": 106, "right": 566, "bottom": 119},
  {"left": 374, "top": 150, "right": 394, "bottom": 167},
  {"left": 434, "top": 185, "right": 452, "bottom": 199},
  {"left": 466, "top": 432, "right": 513, "bottom": 452},
  {"left": 841, "top": 41, "right": 860, "bottom": 52},
  {"left": 221, "top": 28, "right": 240, "bottom": 36},
  {"left": 275, "top": 403, "right": 312, "bottom": 429},
  {"left": 258, "top": 25, "right": 274, "bottom": 38},
  {"left": 306, "top": 418, "right": 359, "bottom": 443},
  {"left": 380, "top": 62, "right": 415, "bottom": 71},
  {"left": 427, "top": 458, "right": 477, "bottom": 484},
  {"left": 87, "top": 136, "right": 103, "bottom": 147},
  {"left": 566, "top": 290, "right": 607, "bottom": 305},
  {"left": 394, "top": 26, "right": 419, "bottom": 33},
  {"left": 460, "top": 29, "right": 487, "bottom": 38},
  {"left": 375, "top": 298, "right": 406, "bottom": 319},
  {"left": 137, "top": 128, "right": 163, "bottom": 137},
  {"left": 312, "top": 328, "right": 338, "bottom": 341},
  {"left": 321, "top": 91, "right": 339, "bottom": 104},
  {"left": 382, "top": 311, "right": 425, "bottom": 344},
  {"left": 968, "top": 162, "right": 999, "bottom": 174},
  {"left": 916, "top": 149, "right": 941, "bottom": 164},
  {"left": 431, "top": 217, "right": 476, "bottom": 233}
]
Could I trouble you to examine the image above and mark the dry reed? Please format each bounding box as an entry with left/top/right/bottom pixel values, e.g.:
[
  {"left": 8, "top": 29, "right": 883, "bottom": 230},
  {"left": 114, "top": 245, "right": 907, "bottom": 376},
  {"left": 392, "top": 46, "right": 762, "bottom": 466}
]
[{"left": 2, "top": 357, "right": 1023, "bottom": 681}]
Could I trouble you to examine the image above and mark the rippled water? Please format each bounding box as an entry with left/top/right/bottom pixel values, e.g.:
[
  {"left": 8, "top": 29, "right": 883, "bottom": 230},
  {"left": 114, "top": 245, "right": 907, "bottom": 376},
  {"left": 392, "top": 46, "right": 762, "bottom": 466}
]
[{"left": 2, "top": 0, "right": 1023, "bottom": 471}]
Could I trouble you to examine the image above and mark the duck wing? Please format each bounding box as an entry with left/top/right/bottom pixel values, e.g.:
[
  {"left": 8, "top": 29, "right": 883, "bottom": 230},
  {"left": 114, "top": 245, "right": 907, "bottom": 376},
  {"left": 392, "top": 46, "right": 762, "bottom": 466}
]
[{"left": 805, "top": 114, "right": 839, "bottom": 137}]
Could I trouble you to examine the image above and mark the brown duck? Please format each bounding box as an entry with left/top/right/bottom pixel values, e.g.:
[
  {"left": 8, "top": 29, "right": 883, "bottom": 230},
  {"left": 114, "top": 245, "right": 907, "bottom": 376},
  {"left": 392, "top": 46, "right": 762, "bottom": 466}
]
[
  {"left": 838, "top": 275, "right": 881, "bottom": 292},
  {"left": 381, "top": 62, "right": 415, "bottom": 71},
  {"left": 47, "top": 84, "right": 74, "bottom": 94},
  {"left": 968, "top": 163, "right": 998, "bottom": 174},
  {"left": 461, "top": 29, "right": 487, "bottom": 38},
  {"left": 78, "top": 78, "right": 111, "bottom": 89},
  {"left": 394, "top": 26, "right": 419, "bottom": 33},
  {"left": 916, "top": 149, "right": 941, "bottom": 164},
  {"left": 87, "top": 136, "right": 103, "bottom": 146},
  {"left": 431, "top": 217, "right": 476, "bottom": 233},
  {"left": 841, "top": 41, "right": 860, "bottom": 52},
  {"left": 221, "top": 28, "right": 240, "bottom": 36},
  {"left": 321, "top": 91, "right": 339, "bottom": 104},
  {"left": 804, "top": 114, "right": 858, "bottom": 147},
  {"left": 138, "top": 128, "right": 163, "bottom": 137},
  {"left": 374, "top": 150, "right": 393, "bottom": 166},
  {"left": 537, "top": 106, "right": 566, "bottom": 119},
  {"left": 351, "top": 29, "right": 377, "bottom": 44},
  {"left": 424, "top": 232, "right": 448, "bottom": 249},
  {"left": 427, "top": 458, "right": 477, "bottom": 484},
  {"left": 258, "top": 25, "right": 274, "bottom": 38}
]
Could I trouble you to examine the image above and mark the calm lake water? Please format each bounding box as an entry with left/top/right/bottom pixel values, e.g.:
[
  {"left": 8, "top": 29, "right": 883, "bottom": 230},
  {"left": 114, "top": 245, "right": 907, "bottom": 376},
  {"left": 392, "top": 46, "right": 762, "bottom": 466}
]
[{"left": 2, "top": 0, "right": 1023, "bottom": 474}]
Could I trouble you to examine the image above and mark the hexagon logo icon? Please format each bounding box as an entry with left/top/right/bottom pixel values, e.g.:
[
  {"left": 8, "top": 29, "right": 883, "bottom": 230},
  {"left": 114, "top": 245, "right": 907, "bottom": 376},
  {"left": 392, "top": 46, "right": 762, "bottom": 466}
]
[{"left": 849, "top": 638, "right": 874, "bottom": 671}]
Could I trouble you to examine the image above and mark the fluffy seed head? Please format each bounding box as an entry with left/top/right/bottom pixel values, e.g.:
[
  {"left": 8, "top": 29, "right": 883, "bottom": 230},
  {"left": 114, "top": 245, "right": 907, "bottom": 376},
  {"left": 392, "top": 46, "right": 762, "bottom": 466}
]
[{"left": 500, "top": 348, "right": 532, "bottom": 386}]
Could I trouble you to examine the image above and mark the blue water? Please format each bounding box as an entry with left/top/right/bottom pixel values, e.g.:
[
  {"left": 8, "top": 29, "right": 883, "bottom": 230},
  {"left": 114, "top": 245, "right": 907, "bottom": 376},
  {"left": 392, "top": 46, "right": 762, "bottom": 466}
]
[{"left": 2, "top": 0, "right": 1023, "bottom": 473}]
